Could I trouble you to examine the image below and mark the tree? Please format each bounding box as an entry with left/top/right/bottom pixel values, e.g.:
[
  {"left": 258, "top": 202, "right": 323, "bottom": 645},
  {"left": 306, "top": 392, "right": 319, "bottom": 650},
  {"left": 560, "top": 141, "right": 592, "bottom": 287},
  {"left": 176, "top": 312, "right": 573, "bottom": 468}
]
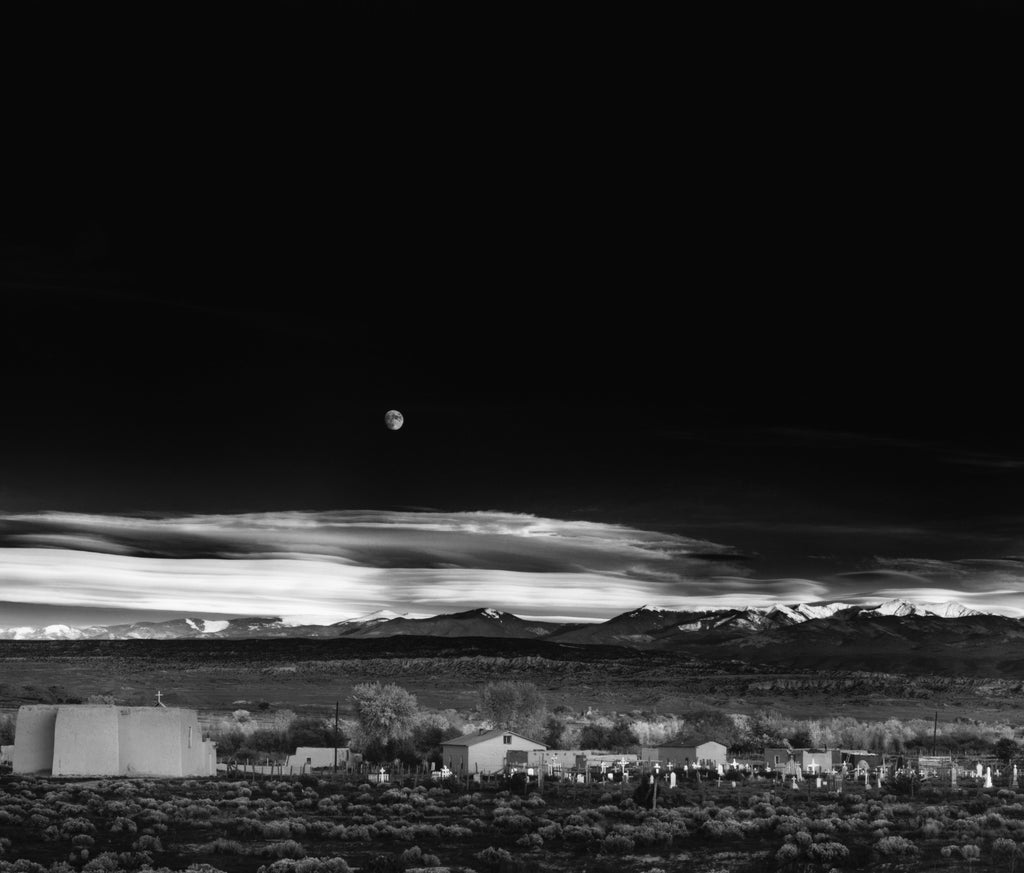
[
  {"left": 680, "top": 709, "right": 743, "bottom": 748},
  {"left": 352, "top": 682, "right": 418, "bottom": 747},
  {"left": 287, "top": 715, "right": 342, "bottom": 749},
  {"left": 579, "top": 720, "right": 638, "bottom": 752},
  {"left": 410, "top": 715, "right": 462, "bottom": 766},
  {"left": 542, "top": 714, "right": 566, "bottom": 749},
  {"left": 478, "top": 681, "right": 545, "bottom": 734},
  {"left": 995, "top": 737, "right": 1020, "bottom": 765}
]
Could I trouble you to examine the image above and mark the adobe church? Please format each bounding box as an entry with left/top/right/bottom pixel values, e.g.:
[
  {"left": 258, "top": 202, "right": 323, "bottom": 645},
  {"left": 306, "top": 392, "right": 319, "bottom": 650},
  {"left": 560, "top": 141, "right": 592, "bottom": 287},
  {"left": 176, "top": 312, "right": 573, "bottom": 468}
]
[{"left": 12, "top": 704, "right": 217, "bottom": 777}]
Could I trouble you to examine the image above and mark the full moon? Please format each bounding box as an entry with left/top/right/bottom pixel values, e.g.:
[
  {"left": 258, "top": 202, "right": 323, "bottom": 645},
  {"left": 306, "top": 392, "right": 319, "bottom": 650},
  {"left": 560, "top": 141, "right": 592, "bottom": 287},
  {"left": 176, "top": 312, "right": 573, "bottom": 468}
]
[{"left": 384, "top": 409, "right": 404, "bottom": 431}]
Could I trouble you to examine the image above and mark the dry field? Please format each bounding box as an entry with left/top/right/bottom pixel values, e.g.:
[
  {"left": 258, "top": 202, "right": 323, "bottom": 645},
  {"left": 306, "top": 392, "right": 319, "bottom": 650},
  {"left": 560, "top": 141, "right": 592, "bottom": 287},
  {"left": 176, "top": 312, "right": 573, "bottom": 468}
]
[{"left": 4, "top": 773, "right": 1024, "bottom": 872}]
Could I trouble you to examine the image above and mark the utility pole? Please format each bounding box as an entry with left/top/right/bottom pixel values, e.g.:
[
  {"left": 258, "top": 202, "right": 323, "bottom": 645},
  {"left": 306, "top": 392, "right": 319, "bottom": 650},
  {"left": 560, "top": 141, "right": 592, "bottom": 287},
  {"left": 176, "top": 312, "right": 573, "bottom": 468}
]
[{"left": 334, "top": 700, "right": 339, "bottom": 775}]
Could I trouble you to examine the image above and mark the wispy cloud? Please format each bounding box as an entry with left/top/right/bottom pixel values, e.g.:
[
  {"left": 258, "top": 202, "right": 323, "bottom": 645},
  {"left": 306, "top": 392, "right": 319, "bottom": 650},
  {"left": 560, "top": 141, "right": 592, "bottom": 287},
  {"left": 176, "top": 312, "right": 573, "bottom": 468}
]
[
  {"left": 1, "top": 511, "right": 1022, "bottom": 625},
  {"left": 0, "top": 510, "right": 750, "bottom": 624}
]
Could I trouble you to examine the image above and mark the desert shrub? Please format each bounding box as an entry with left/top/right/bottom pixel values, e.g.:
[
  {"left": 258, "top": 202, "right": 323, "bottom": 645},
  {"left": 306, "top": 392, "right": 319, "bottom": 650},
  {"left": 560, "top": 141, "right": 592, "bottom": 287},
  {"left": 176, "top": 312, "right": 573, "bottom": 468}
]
[
  {"left": 80, "top": 853, "right": 123, "bottom": 872},
  {"left": 0, "top": 862, "right": 49, "bottom": 873},
  {"left": 807, "top": 841, "right": 850, "bottom": 864},
  {"left": 329, "top": 824, "right": 372, "bottom": 842},
  {"left": 399, "top": 847, "right": 440, "bottom": 868},
  {"left": 363, "top": 856, "right": 405, "bottom": 873},
  {"left": 775, "top": 843, "right": 800, "bottom": 864},
  {"left": 259, "top": 841, "right": 307, "bottom": 860},
  {"left": 262, "top": 820, "right": 305, "bottom": 839},
  {"left": 475, "top": 846, "right": 515, "bottom": 869},
  {"left": 492, "top": 813, "right": 533, "bottom": 834},
  {"left": 701, "top": 819, "right": 743, "bottom": 839},
  {"left": 564, "top": 824, "right": 605, "bottom": 843},
  {"left": 993, "top": 838, "right": 1023, "bottom": 866},
  {"left": 257, "top": 860, "right": 352, "bottom": 873},
  {"left": 601, "top": 834, "right": 634, "bottom": 854},
  {"left": 537, "top": 823, "right": 562, "bottom": 841},
  {"left": 874, "top": 835, "right": 918, "bottom": 858},
  {"left": 197, "top": 839, "right": 248, "bottom": 855},
  {"left": 438, "top": 825, "right": 472, "bottom": 839},
  {"left": 109, "top": 816, "right": 138, "bottom": 834},
  {"left": 960, "top": 844, "right": 982, "bottom": 862},
  {"left": 132, "top": 835, "right": 163, "bottom": 852}
]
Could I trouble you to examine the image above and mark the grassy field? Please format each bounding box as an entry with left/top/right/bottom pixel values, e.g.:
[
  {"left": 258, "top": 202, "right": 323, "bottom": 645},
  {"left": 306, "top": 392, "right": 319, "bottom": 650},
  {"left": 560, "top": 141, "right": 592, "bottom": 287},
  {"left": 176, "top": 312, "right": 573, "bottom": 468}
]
[{"left": 3, "top": 638, "right": 1024, "bottom": 725}]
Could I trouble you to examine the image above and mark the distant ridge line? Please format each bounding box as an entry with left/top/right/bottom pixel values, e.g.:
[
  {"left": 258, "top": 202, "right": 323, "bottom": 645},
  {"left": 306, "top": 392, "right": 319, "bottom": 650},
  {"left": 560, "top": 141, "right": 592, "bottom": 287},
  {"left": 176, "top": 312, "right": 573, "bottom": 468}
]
[{"left": 0, "top": 598, "right": 998, "bottom": 641}]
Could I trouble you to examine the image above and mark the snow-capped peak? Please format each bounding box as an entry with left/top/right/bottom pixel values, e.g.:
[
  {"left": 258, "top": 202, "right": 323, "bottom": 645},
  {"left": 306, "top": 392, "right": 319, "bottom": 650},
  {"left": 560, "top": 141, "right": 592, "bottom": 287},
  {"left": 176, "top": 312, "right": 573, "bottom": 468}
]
[
  {"left": 792, "top": 602, "right": 855, "bottom": 620},
  {"left": 922, "top": 600, "right": 980, "bottom": 618},
  {"left": 868, "top": 599, "right": 930, "bottom": 617},
  {"left": 185, "top": 618, "right": 229, "bottom": 634},
  {"left": 200, "top": 619, "right": 229, "bottom": 633},
  {"left": 481, "top": 608, "right": 503, "bottom": 619},
  {"left": 333, "top": 609, "right": 408, "bottom": 626}
]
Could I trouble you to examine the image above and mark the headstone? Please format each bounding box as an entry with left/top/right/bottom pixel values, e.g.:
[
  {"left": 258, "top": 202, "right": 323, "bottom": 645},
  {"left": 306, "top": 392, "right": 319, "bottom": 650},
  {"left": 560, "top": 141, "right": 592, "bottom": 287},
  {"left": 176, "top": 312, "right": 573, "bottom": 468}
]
[
  {"left": 816, "top": 776, "right": 822, "bottom": 789},
  {"left": 985, "top": 766, "right": 993, "bottom": 789},
  {"left": 669, "top": 771, "right": 676, "bottom": 789},
  {"left": 791, "top": 776, "right": 798, "bottom": 789},
  {"left": 977, "top": 762, "right": 984, "bottom": 778}
]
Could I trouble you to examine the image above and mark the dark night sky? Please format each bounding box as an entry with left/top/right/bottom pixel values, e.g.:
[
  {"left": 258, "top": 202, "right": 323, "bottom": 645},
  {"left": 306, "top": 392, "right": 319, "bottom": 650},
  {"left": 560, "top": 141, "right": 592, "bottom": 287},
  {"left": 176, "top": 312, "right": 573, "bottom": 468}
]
[{"left": 1, "top": 1, "right": 1022, "bottom": 624}]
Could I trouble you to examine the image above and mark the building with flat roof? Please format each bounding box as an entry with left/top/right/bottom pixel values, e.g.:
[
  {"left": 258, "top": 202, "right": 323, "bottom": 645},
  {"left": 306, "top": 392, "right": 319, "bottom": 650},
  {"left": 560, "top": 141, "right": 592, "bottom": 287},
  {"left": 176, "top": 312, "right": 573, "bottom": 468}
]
[{"left": 13, "top": 704, "right": 216, "bottom": 777}]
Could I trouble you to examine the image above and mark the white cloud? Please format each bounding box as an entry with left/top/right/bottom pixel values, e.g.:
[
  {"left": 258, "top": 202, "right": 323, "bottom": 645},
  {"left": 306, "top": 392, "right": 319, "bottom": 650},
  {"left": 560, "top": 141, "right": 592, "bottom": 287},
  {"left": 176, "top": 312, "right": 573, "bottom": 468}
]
[{"left": 2, "top": 510, "right": 1021, "bottom": 624}]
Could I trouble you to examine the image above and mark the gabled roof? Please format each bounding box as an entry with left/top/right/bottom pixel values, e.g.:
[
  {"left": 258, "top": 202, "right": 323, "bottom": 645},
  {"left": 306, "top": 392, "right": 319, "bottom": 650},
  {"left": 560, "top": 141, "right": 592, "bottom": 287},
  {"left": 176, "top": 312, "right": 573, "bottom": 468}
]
[
  {"left": 442, "top": 728, "right": 546, "bottom": 748},
  {"left": 658, "top": 736, "right": 726, "bottom": 749}
]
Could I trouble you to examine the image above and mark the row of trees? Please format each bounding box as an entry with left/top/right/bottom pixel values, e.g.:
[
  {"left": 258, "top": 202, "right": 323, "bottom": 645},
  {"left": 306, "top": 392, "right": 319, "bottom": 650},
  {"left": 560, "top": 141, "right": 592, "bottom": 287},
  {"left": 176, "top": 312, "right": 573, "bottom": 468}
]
[
  {"left": 7, "top": 687, "right": 1021, "bottom": 764},
  {"left": 211, "top": 680, "right": 551, "bottom": 765}
]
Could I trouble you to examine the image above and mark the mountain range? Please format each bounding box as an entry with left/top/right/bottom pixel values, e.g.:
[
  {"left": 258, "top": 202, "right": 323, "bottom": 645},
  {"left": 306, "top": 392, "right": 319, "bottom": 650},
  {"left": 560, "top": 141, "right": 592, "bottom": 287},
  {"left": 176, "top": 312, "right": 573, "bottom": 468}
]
[{"left": 0, "top": 598, "right": 990, "bottom": 643}]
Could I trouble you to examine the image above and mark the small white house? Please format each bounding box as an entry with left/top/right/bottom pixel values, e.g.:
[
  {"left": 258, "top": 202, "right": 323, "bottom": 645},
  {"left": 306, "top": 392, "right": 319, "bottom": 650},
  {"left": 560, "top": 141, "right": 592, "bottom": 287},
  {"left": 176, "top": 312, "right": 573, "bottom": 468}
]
[
  {"left": 655, "top": 739, "right": 727, "bottom": 768},
  {"left": 441, "top": 728, "right": 546, "bottom": 775},
  {"left": 285, "top": 746, "right": 350, "bottom": 772}
]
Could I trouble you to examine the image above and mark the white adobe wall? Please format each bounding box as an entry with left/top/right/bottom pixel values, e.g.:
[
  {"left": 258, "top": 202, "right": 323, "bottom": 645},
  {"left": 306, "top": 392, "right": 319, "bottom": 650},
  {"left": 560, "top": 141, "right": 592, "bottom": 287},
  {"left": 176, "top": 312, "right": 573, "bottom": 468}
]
[
  {"left": 695, "top": 742, "right": 727, "bottom": 765},
  {"left": 286, "top": 747, "right": 349, "bottom": 771},
  {"left": 28, "top": 705, "right": 218, "bottom": 778},
  {"left": 1, "top": 744, "right": 15, "bottom": 764},
  {"left": 12, "top": 705, "right": 60, "bottom": 774},
  {"left": 176, "top": 709, "right": 216, "bottom": 776},
  {"left": 53, "top": 706, "right": 119, "bottom": 776},
  {"left": 117, "top": 707, "right": 184, "bottom": 776},
  {"left": 468, "top": 735, "right": 546, "bottom": 775}
]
